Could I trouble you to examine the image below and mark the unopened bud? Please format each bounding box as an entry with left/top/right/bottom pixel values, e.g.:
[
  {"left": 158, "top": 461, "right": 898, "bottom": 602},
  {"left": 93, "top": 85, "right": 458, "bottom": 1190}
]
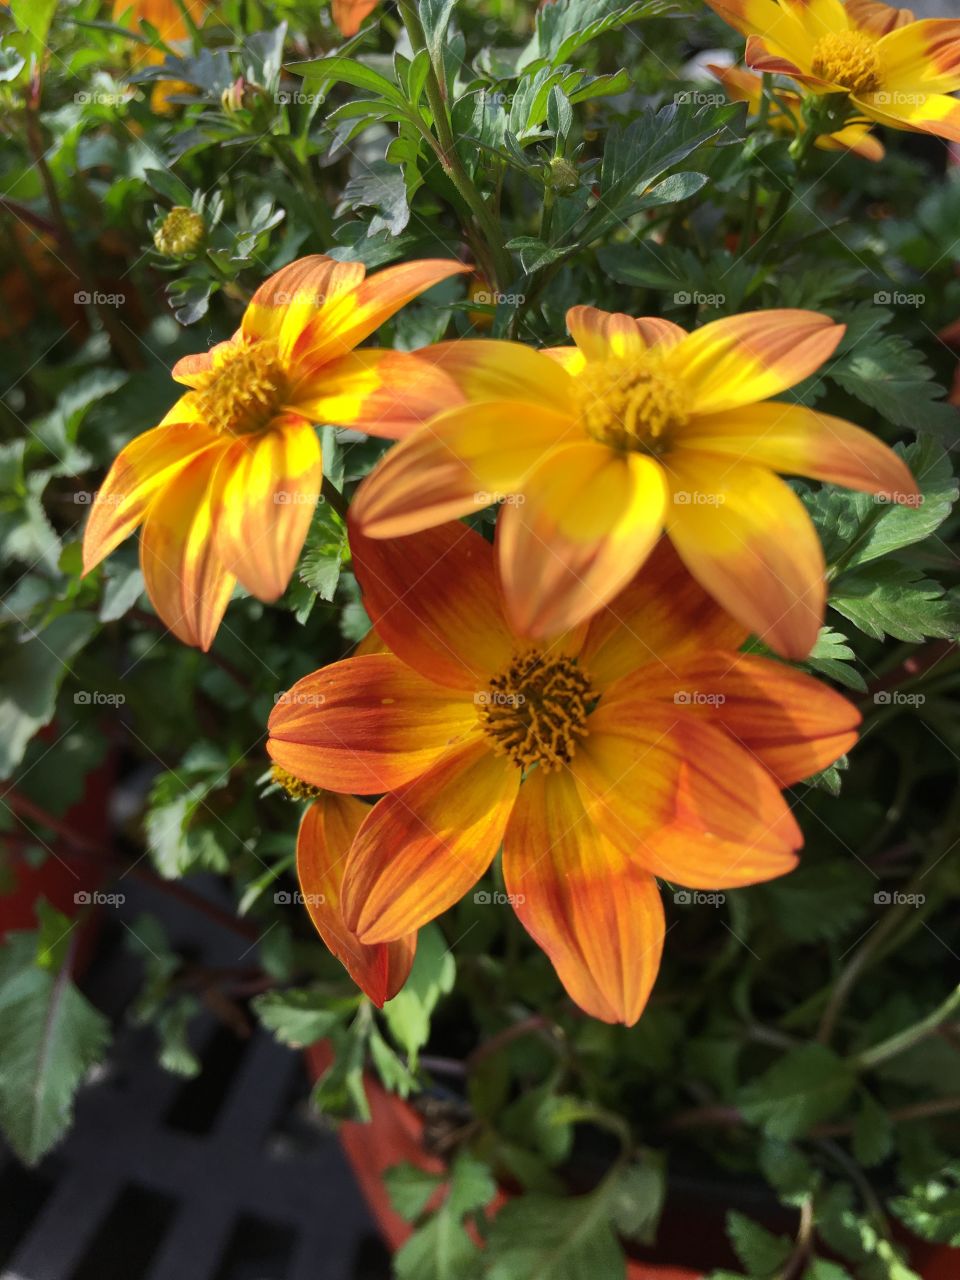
[
  {"left": 547, "top": 156, "right": 578, "bottom": 194},
  {"left": 153, "top": 206, "right": 205, "bottom": 256}
]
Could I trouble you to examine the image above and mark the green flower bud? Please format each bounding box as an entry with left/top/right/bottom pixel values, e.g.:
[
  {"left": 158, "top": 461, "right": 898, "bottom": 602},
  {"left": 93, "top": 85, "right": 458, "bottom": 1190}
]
[{"left": 154, "top": 206, "right": 205, "bottom": 257}]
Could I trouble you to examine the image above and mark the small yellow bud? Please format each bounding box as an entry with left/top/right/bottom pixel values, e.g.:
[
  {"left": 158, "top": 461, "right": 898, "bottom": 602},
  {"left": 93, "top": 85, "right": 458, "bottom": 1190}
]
[
  {"left": 153, "top": 206, "right": 205, "bottom": 257},
  {"left": 547, "top": 156, "right": 579, "bottom": 195}
]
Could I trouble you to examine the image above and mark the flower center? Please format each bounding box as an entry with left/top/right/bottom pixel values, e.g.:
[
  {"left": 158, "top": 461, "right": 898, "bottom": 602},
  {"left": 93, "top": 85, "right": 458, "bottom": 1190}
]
[
  {"left": 196, "top": 340, "right": 289, "bottom": 436},
  {"left": 479, "top": 650, "right": 593, "bottom": 772},
  {"left": 271, "top": 763, "right": 322, "bottom": 802},
  {"left": 575, "top": 354, "right": 689, "bottom": 454},
  {"left": 811, "top": 30, "right": 882, "bottom": 94}
]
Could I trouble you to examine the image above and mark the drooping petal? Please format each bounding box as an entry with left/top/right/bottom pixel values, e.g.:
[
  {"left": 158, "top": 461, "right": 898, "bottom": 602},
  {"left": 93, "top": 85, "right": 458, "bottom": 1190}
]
[
  {"left": 664, "top": 456, "right": 826, "bottom": 661},
  {"left": 628, "top": 650, "right": 861, "bottom": 786},
  {"left": 139, "top": 449, "right": 237, "bottom": 651},
  {"left": 348, "top": 520, "right": 516, "bottom": 691},
  {"left": 343, "top": 738, "right": 520, "bottom": 944},
  {"left": 855, "top": 88, "right": 960, "bottom": 141},
  {"left": 242, "top": 255, "right": 366, "bottom": 353},
  {"left": 267, "top": 653, "right": 478, "bottom": 794},
  {"left": 877, "top": 19, "right": 960, "bottom": 94},
  {"left": 290, "top": 259, "right": 470, "bottom": 369},
  {"left": 847, "top": 0, "right": 914, "bottom": 37},
  {"left": 665, "top": 310, "right": 845, "bottom": 414},
  {"left": 675, "top": 401, "right": 920, "bottom": 498},
  {"left": 503, "top": 767, "right": 665, "bottom": 1026},
  {"left": 496, "top": 444, "right": 668, "bottom": 638},
  {"left": 350, "top": 401, "right": 575, "bottom": 538},
  {"left": 82, "top": 422, "right": 221, "bottom": 574},
  {"left": 210, "top": 420, "right": 322, "bottom": 602},
  {"left": 578, "top": 539, "right": 748, "bottom": 688},
  {"left": 566, "top": 306, "right": 687, "bottom": 361},
  {"left": 297, "top": 794, "right": 415, "bottom": 1007},
  {"left": 818, "top": 122, "right": 885, "bottom": 160},
  {"left": 288, "top": 348, "right": 468, "bottom": 440},
  {"left": 708, "top": 62, "right": 767, "bottom": 110},
  {"left": 171, "top": 342, "right": 233, "bottom": 388}
]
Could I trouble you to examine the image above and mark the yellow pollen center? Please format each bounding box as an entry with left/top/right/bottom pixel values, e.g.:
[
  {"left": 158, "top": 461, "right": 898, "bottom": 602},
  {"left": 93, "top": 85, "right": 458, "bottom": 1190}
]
[
  {"left": 271, "top": 763, "right": 322, "bottom": 802},
  {"left": 479, "top": 650, "right": 593, "bottom": 772},
  {"left": 811, "top": 30, "right": 882, "bottom": 94},
  {"left": 575, "top": 354, "right": 689, "bottom": 453},
  {"left": 196, "top": 340, "right": 289, "bottom": 436}
]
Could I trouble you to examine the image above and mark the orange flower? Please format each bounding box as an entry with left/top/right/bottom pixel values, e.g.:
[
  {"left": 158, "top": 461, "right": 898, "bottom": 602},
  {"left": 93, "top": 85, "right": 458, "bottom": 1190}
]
[
  {"left": 269, "top": 521, "right": 859, "bottom": 1025},
  {"left": 702, "top": 0, "right": 960, "bottom": 142},
  {"left": 332, "top": 0, "right": 379, "bottom": 37},
  {"left": 296, "top": 792, "right": 415, "bottom": 1007},
  {"left": 709, "top": 63, "right": 885, "bottom": 158},
  {"left": 351, "top": 306, "right": 919, "bottom": 659},
  {"left": 82, "top": 254, "right": 467, "bottom": 649},
  {"left": 112, "top": 0, "right": 215, "bottom": 46}
]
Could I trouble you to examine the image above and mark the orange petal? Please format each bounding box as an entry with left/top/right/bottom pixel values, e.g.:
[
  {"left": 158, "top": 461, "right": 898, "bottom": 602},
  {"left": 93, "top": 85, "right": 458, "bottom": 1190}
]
[
  {"left": 139, "top": 449, "right": 237, "bottom": 651},
  {"left": 579, "top": 539, "right": 748, "bottom": 688},
  {"left": 504, "top": 767, "right": 665, "bottom": 1026},
  {"left": 397, "top": 338, "right": 574, "bottom": 413},
  {"left": 542, "top": 345, "right": 586, "bottom": 377},
  {"left": 567, "top": 305, "right": 686, "bottom": 361},
  {"left": 630, "top": 650, "right": 861, "bottom": 787},
  {"left": 209, "top": 421, "right": 322, "bottom": 602},
  {"left": 708, "top": 62, "right": 766, "bottom": 109},
  {"left": 818, "top": 123, "right": 885, "bottom": 160},
  {"left": 878, "top": 19, "right": 960, "bottom": 94},
  {"left": 290, "top": 259, "right": 470, "bottom": 368},
  {"left": 856, "top": 88, "right": 960, "bottom": 141},
  {"left": 242, "top": 255, "right": 366, "bottom": 356},
  {"left": 289, "top": 348, "right": 468, "bottom": 440},
  {"left": 350, "top": 400, "right": 574, "bottom": 538},
  {"left": 696, "top": 0, "right": 786, "bottom": 39},
  {"left": 342, "top": 738, "right": 520, "bottom": 943},
  {"left": 332, "top": 0, "right": 379, "bottom": 36},
  {"left": 348, "top": 520, "right": 516, "bottom": 691},
  {"left": 171, "top": 343, "right": 233, "bottom": 388},
  {"left": 847, "top": 0, "right": 914, "bottom": 36},
  {"left": 665, "top": 310, "right": 845, "bottom": 414},
  {"left": 496, "top": 443, "right": 668, "bottom": 638},
  {"left": 298, "top": 794, "right": 415, "bottom": 1007},
  {"left": 267, "top": 653, "right": 478, "bottom": 794},
  {"left": 744, "top": 36, "right": 826, "bottom": 85},
  {"left": 82, "top": 422, "right": 221, "bottom": 574},
  {"left": 664, "top": 456, "right": 826, "bottom": 661},
  {"left": 676, "top": 401, "right": 921, "bottom": 499}
]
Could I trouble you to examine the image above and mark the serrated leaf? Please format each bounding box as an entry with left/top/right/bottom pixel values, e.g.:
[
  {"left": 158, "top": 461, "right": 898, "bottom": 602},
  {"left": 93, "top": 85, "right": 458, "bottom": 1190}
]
[
  {"left": 485, "top": 1179, "right": 626, "bottom": 1280},
  {"left": 830, "top": 563, "right": 960, "bottom": 643},
  {"left": 253, "top": 987, "right": 342, "bottom": 1048},
  {"left": 738, "top": 1044, "right": 855, "bottom": 1140},
  {"left": 726, "top": 1211, "right": 792, "bottom": 1277},
  {"left": 382, "top": 923, "right": 454, "bottom": 1068},
  {"left": 298, "top": 501, "right": 347, "bottom": 602},
  {"left": 386, "top": 1162, "right": 444, "bottom": 1222},
  {"left": 394, "top": 1153, "right": 493, "bottom": 1280},
  {"left": 804, "top": 626, "right": 866, "bottom": 692}
]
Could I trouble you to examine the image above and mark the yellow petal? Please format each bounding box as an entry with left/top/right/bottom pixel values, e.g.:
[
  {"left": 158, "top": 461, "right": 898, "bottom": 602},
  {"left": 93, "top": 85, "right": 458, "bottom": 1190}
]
[{"left": 567, "top": 305, "right": 686, "bottom": 361}]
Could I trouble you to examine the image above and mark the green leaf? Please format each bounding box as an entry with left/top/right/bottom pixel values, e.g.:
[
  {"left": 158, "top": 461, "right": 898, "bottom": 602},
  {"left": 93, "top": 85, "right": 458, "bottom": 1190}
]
[
  {"left": 0, "top": 933, "right": 110, "bottom": 1164},
  {"left": 144, "top": 745, "right": 234, "bottom": 877},
  {"left": 830, "top": 563, "right": 960, "bottom": 643},
  {"left": 891, "top": 1164, "right": 960, "bottom": 1244},
  {"left": 382, "top": 923, "right": 455, "bottom": 1067},
  {"left": 726, "top": 1211, "right": 792, "bottom": 1277},
  {"left": 386, "top": 1162, "right": 445, "bottom": 1222},
  {"left": 294, "top": 55, "right": 411, "bottom": 113},
  {"left": 0, "top": 613, "right": 98, "bottom": 780},
  {"left": 340, "top": 159, "right": 411, "bottom": 237},
  {"left": 758, "top": 1140, "right": 819, "bottom": 1206},
  {"left": 524, "top": 0, "right": 677, "bottom": 68},
  {"left": 738, "top": 1044, "right": 855, "bottom": 1140},
  {"left": 804, "top": 626, "right": 866, "bottom": 693},
  {"left": 485, "top": 1178, "right": 626, "bottom": 1280},
  {"left": 253, "top": 987, "right": 343, "bottom": 1048},
  {"left": 610, "top": 1152, "right": 666, "bottom": 1246},
  {"left": 852, "top": 1091, "right": 894, "bottom": 1168},
  {"left": 394, "top": 1153, "right": 493, "bottom": 1280},
  {"left": 10, "top": 0, "right": 58, "bottom": 59},
  {"left": 419, "top": 0, "right": 457, "bottom": 70},
  {"left": 298, "top": 500, "right": 347, "bottom": 603}
]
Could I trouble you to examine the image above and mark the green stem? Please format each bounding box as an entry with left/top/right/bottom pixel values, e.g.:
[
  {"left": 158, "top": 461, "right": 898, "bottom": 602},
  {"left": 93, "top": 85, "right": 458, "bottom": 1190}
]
[
  {"left": 854, "top": 985, "right": 960, "bottom": 1072},
  {"left": 396, "top": 0, "right": 513, "bottom": 289}
]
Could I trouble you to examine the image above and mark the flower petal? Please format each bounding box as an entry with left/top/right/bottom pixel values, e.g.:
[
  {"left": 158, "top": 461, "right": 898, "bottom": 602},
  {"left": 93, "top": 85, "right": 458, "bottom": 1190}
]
[
  {"left": 496, "top": 444, "right": 668, "bottom": 638},
  {"left": 503, "top": 766, "right": 665, "bottom": 1026},
  {"left": 290, "top": 259, "right": 470, "bottom": 368},
  {"left": 343, "top": 738, "right": 520, "bottom": 944},
  {"left": 567, "top": 305, "right": 686, "bottom": 361},
  {"left": 578, "top": 539, "right": 748, "bottom": 688},
  {"left": 242, "top": 255, "right": 366, "bottom": 353},
  {"left": 82, "top": 422, "right": 221, "bottom": 574},
  {"left": 298, "top": 794, "right": 415, "bottom": 1007},
  {"left": 631, "top": 650, "right": 861, "bottom": 786},
  {"left": 665, "top": 310, "right": 845, "bottom": 414},
  {"left": 665, "top": 456, "right": 825, "bottom": 660},
  {"left": 856, "top": 88, "right": 960, "bottom": 141},
  {"left": 267, "top": 653, "right": 478, "bottom": 794},
  {"left": 700, "top": 0, "right": 792, "bottom": 39},
  {"left": 289, "top": 348, "right": 468, "bottom": 440},
  {"left": 818, "top": 123, "right": 885, "bottom": 160},
  {"left": 332, "top": 0, "right": 379, "bottom": 37},
  {"left": 139, "top": 449, "right": 237, "bottom": 651},
  {"left": 348, "top": 520, "right": 516, "bottom": 690},
  {"left": 350, "top": 400, "right": 574, "bottom": 538},
  {"left": 744, "top": 36, "right": 826, "bottom": 84},
  {"left": 676, "top": 401, "right": 920, "bottom": 498},
  {"left": 847, "top": 0, "right": 914, "bottom": 37},
  {"left": 210, "top": 421, "right": 322, "bottom": 602},
  {"left": 877, "top": 19, "right": 960, "bottom": 94},
  {"left": 399, "top": 338, "right": 574, "bottom": 412}
]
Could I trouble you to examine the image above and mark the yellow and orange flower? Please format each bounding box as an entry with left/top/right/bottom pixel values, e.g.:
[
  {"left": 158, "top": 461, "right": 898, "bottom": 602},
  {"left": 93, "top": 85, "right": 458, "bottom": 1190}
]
[
  {"left": 351, "top": 305, "right": 919, "bottom": 659},
  {"left": 709, "top": 62, "right": 885, "bottom": 158},
  {"left": 268, "top": 521, "right": 860, "bottom": 1025},
  {"left": 703, "top": 0, "right": 960, "bottom": 142},
  {"left": 82, "top": 253, "right": 467, "bottom": 649}
]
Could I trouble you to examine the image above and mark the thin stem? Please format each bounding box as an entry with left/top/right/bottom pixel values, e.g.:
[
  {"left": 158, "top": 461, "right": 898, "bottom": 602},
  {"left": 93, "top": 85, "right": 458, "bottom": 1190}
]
[
  {"left": 854, "top": 986, "right": 960, "bottom": 1072},
  {"left": 320, "top": 474, "right": 349, "bottom": 521}
]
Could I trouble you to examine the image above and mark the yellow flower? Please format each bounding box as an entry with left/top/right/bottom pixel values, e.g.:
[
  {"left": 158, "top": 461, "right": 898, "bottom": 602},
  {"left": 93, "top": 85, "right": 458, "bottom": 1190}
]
[
  {"left": 703, "top": 0, "right": 960, "bottom": 142},
  {"left": 351, "top": 306, "right": 919, "bottom": 659},
  {"left": 82, "top": 254, "right": 467, "bottom": 649},
  {"left": 709, "top": 62, "right": 884, "bottom": 158}
]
